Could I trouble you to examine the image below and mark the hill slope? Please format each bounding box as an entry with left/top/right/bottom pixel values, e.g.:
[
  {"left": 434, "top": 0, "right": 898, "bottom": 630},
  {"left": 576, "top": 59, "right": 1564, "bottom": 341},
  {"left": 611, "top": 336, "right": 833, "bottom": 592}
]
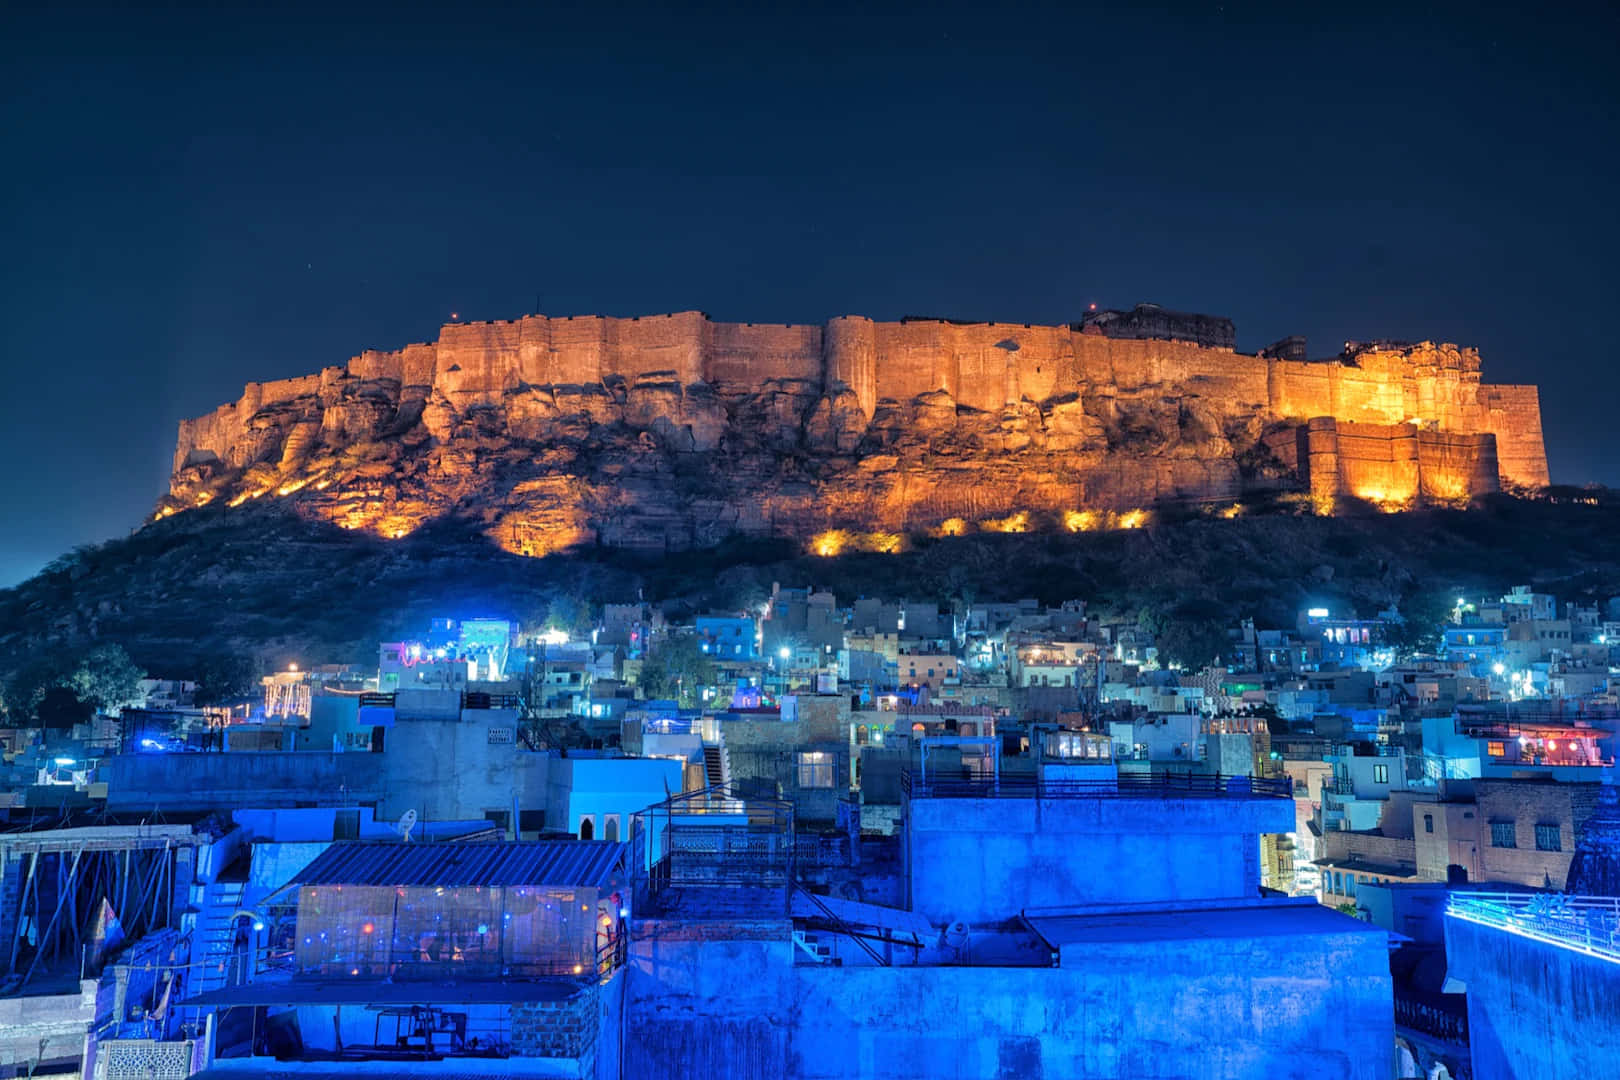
[{"left": 3, "top": 492, "right": 1618, "bottom": 713}]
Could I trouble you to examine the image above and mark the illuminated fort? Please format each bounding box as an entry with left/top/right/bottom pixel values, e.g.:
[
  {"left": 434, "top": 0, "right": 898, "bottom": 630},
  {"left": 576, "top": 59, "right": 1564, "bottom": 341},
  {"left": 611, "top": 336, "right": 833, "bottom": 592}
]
[{"left": 164, "top": 304, "right": 1549, "bottom": 554}]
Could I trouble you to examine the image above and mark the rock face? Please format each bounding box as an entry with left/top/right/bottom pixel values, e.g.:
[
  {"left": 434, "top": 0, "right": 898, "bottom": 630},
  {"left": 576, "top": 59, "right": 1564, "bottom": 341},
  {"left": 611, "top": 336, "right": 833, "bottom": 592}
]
[{"left": 163, "top": 306, "right": 1550, "bottom": 554}]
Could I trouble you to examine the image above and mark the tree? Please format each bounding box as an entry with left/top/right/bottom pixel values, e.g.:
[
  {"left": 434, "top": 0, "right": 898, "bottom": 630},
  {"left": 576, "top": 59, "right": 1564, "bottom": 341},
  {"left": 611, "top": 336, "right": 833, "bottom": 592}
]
[
  {"left": 36, "top": 686, "right": 93, "bottom": 731},
  {"left": 638, "top": 636, "right": 718, "bottom": 708},
  {"left": 194, "top": 654, "right": 260, "bottom": 706},
  {"left": 1384, "top": 590, "right": 1455, "bottom": 659},
  {"left": 3, "top": 655, "right": 71, "bottom": 723},
  {"left": 68, "top": 645, "right": 145, "bottom": 712},
  {"left": 1138, "top": 597, "right": 1230, "bottom": 671}
]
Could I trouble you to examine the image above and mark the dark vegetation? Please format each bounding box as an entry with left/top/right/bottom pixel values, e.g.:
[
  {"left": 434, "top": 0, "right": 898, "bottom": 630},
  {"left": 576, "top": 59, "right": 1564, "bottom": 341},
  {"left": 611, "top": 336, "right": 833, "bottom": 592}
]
[{"left": 2, "top": 491, "right": 1617, "bottom": 720}]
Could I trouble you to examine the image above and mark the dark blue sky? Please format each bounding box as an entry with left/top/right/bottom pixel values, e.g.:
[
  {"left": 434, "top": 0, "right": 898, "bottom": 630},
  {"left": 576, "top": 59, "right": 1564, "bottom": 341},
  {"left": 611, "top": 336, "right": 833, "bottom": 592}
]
[{"left": 3, "top": 1, "right": 1617, "bottom": 585}]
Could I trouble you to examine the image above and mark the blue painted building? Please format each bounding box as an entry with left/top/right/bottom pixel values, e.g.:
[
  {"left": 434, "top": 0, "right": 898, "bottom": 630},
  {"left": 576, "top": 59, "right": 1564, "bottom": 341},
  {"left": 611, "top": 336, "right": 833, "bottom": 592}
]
[
  {"left": 695, "top": 614, "right": 759, "bottom": 660},
  {"left": 1445, "top": 891, "right": 1620, "bottom": 1079},
  {"left": 1443, "top": 622, "right": 1509, "bottom": 674}
]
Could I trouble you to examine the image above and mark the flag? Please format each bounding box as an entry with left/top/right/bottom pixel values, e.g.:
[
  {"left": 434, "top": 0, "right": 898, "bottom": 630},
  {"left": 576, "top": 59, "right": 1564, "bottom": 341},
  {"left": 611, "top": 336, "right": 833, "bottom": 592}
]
[{"left": 91, "top": 898, "right": 124, "bottom": 963}]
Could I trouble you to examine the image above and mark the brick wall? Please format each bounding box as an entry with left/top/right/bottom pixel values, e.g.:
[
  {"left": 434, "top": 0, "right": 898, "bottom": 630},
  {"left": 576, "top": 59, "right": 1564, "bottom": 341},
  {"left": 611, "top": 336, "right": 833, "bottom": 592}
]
[
  {"left": 1475, "top": 780, "right": 1600, "bottom": 889},
  {"left": 511, "top": 981, "right": 599, "bottom": 1068}
]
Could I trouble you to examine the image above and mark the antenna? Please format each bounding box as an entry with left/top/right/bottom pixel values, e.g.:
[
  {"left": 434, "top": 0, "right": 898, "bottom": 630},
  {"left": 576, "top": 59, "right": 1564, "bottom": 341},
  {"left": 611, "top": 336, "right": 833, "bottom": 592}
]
[{"left": 395, "top": 808, "right": 418, "bottom": 843}]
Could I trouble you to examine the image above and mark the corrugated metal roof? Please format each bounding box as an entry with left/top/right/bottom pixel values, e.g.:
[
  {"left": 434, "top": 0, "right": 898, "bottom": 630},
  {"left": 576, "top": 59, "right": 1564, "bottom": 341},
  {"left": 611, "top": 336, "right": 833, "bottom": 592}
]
[{"left": 289, "top": 841, "right": 626, "bottom": 888}]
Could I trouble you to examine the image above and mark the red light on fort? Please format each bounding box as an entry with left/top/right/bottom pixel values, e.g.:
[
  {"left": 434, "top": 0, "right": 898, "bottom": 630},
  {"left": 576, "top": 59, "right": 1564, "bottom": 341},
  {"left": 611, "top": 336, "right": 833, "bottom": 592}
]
[{"left": 1089, "top": 303, "right": 1097, "bottom": 311}]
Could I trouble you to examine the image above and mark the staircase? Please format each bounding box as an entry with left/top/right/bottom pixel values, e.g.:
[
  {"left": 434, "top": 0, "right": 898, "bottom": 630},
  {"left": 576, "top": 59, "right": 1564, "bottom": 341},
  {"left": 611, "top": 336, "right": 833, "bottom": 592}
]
[
  {"left": 792, "top": 929, "right": 832, "bottom": 963},
  {"left": 702, "top": 735, "right": 730, "bottom": 789},
  {"left": 190, "top": 879, "right": 246, "bottom": 997}
]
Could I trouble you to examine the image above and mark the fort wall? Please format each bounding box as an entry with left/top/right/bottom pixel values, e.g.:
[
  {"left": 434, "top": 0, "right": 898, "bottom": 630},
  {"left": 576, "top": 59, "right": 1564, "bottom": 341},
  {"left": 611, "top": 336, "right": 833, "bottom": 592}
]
[
  {"left": 707, "top": 320, "right": 822, "bottom": 388},
  {"left": 1297, "top": 417, "right": 1502, "bottom": 506},
  {"left": 1477, "top": 384, "right": 1549, "bottom": 488},
  {"left": 169, "top": 309, "right": 1551, "bottom": 522}
]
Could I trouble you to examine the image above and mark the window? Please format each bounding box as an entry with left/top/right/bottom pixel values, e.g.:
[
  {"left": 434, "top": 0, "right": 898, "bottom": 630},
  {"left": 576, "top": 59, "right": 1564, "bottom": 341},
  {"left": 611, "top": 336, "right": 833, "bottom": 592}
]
[
  {"left": 578, "top": 816, "right": 594, "bottom": 840},
  {"left": 1424, "top": 814, "right": 1434, "bottom": 834},
  {"left": 1490, "top": 822, "right": 1517, "bottom": 848},
  {"left": 1345, "top": 874, "right": 1357, "bottom": 898},
  {"left": 1487, "top": 741, "right": 1506, "bottom": 758},
  {"left": 1535, "top": 824, "right": 1562, "bottom": 852},
  {"left": 1372, "top": 764, "right": 1389, "bottom": 784},
  {"left": 603, "top": 816, "right": 620, "bottom": 843},
  {"left": 1332, "top": 871, "right": 1343, "bottom": 894},
  {"left": 797, "top": 751, "right": 835, "bottom": 789}
]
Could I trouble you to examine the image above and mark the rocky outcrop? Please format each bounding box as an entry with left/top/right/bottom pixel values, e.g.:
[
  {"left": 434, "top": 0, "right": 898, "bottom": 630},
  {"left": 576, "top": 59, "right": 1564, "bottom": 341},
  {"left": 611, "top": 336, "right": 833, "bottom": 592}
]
[{"left": 161, "top": 309, "right": 1550, "bottom": 553}]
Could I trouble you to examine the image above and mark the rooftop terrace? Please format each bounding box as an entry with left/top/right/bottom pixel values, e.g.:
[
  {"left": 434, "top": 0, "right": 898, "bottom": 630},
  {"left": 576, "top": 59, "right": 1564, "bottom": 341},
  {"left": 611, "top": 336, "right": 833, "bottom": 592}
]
[{"left": 901, "top": 771, "right": 1293, "bottom": 800}]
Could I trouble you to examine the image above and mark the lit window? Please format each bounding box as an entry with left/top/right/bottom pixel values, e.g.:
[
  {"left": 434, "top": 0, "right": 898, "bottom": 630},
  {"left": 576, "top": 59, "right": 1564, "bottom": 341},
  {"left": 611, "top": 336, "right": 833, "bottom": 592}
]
[
  {"left": 1490, "top": 822, "right": 1517, "bottom": 849},
  {"left": 797, "top": 751, "right": 835, "bottom": 789},
  {"left": 1486, "top": 741, "right": 1506, "bottom": 758},
  {"left": 1535, "top": 825, "right": 1562, "bottom": 852},
  {"left": 1372, "top": 764, "right": 1389, "bottom": 784}
]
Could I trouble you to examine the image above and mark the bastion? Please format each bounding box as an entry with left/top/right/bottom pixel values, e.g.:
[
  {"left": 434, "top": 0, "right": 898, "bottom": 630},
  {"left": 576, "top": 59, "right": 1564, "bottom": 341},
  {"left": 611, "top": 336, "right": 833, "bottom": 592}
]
[{"left": 163, "top": 304, "right": 1550, "bottom": 554}]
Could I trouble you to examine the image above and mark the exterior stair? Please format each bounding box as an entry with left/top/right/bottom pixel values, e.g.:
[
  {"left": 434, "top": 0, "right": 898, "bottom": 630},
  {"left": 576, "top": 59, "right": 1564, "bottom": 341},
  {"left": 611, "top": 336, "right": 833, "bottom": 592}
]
[
  {"left": 702, "top": 737, "right": 730, "bottom": 789},
  {"left": 792, "top": 930, "right": 832, "bottom": 963},
  {"left": 189, "top": 879, "right": 247, "bottom": 996}
]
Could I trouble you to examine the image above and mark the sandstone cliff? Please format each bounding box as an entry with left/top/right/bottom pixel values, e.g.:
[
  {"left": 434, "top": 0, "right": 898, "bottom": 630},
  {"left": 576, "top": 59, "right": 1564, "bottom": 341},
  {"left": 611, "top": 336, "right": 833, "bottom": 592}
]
[{"left": 162, "top": 306, "right": 1550, "bottom": 554}]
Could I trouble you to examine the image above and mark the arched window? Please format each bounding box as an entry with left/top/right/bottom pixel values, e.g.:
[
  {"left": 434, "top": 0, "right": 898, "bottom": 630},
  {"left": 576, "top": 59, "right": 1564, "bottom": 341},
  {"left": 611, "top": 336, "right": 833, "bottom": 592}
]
[
  {"left": 578, "top": 817, "right": 594, "bottom": 840},
  {"left": 604, "top": 816, "right": 620, "bottom": 843}
]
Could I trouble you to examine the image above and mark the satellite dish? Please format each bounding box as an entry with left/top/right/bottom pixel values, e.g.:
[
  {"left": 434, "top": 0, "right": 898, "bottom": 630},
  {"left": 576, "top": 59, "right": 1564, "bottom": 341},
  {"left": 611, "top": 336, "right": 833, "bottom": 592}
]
[
  {"left": 943, "top": 920, "right": 970, "bottom": 950},
  {"left": 396, "top": 808, "right": 418, "bottom": 843}
]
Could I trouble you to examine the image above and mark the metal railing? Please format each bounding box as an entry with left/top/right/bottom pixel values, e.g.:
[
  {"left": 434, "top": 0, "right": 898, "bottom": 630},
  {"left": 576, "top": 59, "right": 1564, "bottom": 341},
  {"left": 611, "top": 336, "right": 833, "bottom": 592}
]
[
  {"left": 901, "top": 771, "right": 1293, "bottom": 799},
  {"left": 461, "top": 692, "right": 521, "bottom": 710},
  {"left": 1394, "top": 987, "right": 1468, "bottom": 1045},
  {"left": 234, "top": 937, "right": 623, "bottom": 986},
  {"left": 1447, "top": 891, "right": 1620, "bottom": 963}
]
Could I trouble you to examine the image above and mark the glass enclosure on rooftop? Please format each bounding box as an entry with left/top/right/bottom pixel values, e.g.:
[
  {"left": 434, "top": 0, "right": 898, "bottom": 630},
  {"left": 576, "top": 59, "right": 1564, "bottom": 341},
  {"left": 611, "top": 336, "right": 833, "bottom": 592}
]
[{"left": 293, "top": 884, "right": 612, "bottom": 977}]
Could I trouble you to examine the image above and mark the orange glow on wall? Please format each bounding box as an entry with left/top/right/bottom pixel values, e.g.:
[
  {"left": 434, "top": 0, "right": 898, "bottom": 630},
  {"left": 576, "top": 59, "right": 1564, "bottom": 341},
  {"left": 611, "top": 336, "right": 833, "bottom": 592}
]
[
  {"left": 982, "top": 511, "right": 1029, "bottom": 534},
  {"left": 1116, "top": 509, "right": 1149, "bottom": 529},
  {"left": 808, "top": 530, "right": 903, "bottom": 557},
  {"left": 812, "top": 530, "right": 850, "bottom": 557}
]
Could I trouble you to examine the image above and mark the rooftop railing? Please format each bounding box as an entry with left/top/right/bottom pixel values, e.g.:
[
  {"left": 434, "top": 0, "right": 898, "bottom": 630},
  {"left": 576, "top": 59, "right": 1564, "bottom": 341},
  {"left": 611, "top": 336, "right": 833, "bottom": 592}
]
[
  {"left": 1447, "top": 891, "right": 1620, "bottom": 964},
  {"left": 901, "top": 771, "right": 1293, "bottom": 800}
]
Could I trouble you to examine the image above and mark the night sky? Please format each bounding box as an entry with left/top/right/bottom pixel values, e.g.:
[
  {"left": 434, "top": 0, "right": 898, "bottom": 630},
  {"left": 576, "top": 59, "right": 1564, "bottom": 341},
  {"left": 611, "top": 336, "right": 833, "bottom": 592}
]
[{"left": 4, "top": 2, "right": 1617, "bottom": 586}]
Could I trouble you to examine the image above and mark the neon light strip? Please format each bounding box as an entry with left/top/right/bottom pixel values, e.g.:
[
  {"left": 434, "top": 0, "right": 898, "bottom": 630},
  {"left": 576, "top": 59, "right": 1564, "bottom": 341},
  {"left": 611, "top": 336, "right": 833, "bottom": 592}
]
[{"left": 1447, "top": 906, "right": 1620, "bottom": 965}]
